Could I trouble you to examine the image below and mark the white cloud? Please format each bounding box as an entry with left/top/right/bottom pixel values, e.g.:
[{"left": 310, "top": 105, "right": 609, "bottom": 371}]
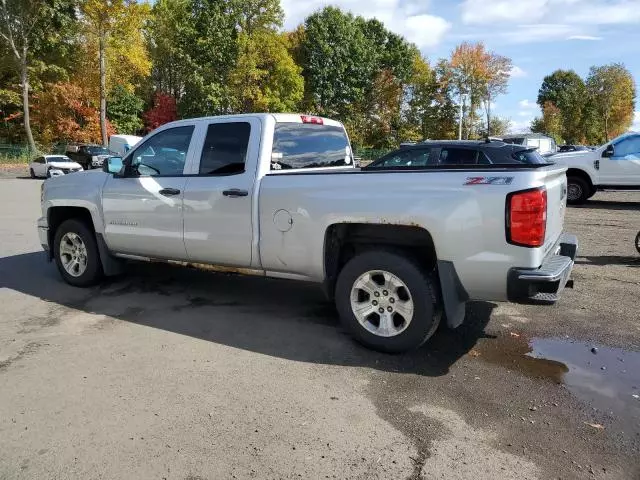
[
  {"left": 567, "top": 35, "right": 603, "bottom": 40},
  {"left": 461, "top": 0, "right": 640, "bottom": 43},
  {"left": 510, "top": 66, "right": 528, "bottom": 78},
  {"left": 461, "top": 0, "right": 548, "bottom": 24},
  {"left": 519, "top": 99, "right": 537, "bottom": 109},
  {"left": 509, "top": 118, "right": 534, "bottom": 133},
  {"left": 280, "top": 0, "right": 451, "bottom": 49}
]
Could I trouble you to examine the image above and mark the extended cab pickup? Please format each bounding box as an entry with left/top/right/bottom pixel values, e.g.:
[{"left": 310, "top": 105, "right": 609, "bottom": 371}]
[
  {"left": 554, "top": 132, "right": 640, "bottom": 204},
  {"left": 38, "top": 114, "right": 577, "bottom": 353}
]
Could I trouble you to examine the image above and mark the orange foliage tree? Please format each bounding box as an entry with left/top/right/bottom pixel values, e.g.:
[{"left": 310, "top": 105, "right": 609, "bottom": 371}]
[{"left": 32, "top": 82, "right": 114, "bottom": 145}]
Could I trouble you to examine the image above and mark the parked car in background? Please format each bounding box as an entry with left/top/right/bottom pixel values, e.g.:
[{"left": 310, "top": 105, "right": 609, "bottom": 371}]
[
  {"left": 66, "top": 144, "right": 111, "bottom": 170},
  {"left": 365, "top": 139, "right": 549, "bottom": 168},
  {"left": 558, "top": 145, "right": 592, "bottom": 153},
  {"left": 502, "top": 133, "right": 558, "bottom": 157},
  {"left": 29, "top": 155, "right": 83, "bottom": 178},
  {"left": 37, "top": 113, "right": 576, "bottom": 353},
  {"left": 108, "top": 135, "right": 142, "bottom": 157},
  {"left": 554, "top": 132, "right": 640, "bottom": 204}
]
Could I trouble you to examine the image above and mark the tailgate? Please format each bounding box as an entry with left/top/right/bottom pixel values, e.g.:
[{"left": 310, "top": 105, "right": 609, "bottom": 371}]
[{"left": 541, "top": 165, "right": 568, "bottom": 254}]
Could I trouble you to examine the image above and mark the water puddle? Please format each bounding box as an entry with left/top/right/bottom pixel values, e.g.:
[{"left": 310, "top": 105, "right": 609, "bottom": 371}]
[{"left": 476, "top": 335, "right": 640, "bottom": 430}]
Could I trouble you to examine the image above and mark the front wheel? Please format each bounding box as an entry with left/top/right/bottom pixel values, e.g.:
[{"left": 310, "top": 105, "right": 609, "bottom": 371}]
[
  {"left": 567, "top": 176, "right": 589, "bottom": 205},
  {"left": 635, "top": 231, "right": 640, "bottom": 254},
  {"left": 335, "top": 250, "right": 441, "bottom": 353},
  {"left": 29, "top": 168, "right": 35, "bottom": 179},
  {"left": 53, "top": 219, "right": 104, "bottom": 287}
]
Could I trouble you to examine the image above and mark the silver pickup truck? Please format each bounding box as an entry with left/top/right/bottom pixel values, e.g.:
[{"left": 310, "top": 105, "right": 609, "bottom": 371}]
[{"left": 38, "top": 114, "right": 577, "bottom": 353}]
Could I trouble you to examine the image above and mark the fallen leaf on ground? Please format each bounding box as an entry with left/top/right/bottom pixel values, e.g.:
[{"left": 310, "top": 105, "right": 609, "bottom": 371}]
[{"left": 584, "top": 422, "right": 604, "bottom": 430}]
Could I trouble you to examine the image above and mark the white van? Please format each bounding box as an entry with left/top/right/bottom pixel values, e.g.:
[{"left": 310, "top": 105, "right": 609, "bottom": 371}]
[
  {"left": 502, "top": 133, "right": 557, "bottom": 157},
  {"left": 108, "top": 135, "right": 142, "bottom": 157}
]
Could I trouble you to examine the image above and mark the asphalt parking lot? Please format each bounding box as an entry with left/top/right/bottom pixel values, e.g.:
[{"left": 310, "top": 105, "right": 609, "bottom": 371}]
[{"left": 0, "top": 177, "right": 638, "bottom": 479}]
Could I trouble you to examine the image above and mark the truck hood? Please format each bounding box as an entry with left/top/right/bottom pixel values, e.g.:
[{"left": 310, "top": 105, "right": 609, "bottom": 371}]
[{"left": 48, "top": 161, "right": 82, "bottom": 169}]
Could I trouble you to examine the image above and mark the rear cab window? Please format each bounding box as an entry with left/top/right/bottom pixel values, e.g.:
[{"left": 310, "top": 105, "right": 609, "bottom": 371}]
[
  {"left": 271, "top": 118, "right": 352, "bottom": 170},
  {"left": 512, "top": 149, "right": 547, "bottom": 164}
]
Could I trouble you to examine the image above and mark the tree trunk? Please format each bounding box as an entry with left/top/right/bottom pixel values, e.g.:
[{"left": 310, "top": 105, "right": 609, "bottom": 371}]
[
  {"left": 486, "top": 95, "right": 491, "bottom": 136},
  {"left": 604, "top": 114, "right": 609, "bottom": 142},
  {"left": 99, "top": 32, "right": 108, "bottom": 146},
  {"left": 20, "top": 53, "right": 36, "bottom": 153}
]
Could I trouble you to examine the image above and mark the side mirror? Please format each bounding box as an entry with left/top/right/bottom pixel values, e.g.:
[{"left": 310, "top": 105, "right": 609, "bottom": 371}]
[
  {"left": 104, "top": 156, "right": 123, "bottom": 174},
  {"left": 602, "top": 144, "right": 614, "bottom": 158}
]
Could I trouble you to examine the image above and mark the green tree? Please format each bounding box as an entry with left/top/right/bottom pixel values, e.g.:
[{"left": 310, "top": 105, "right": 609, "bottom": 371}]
[
  {"left": 81, "top": 0, "right": 151, "bottom": 145},
  {"left": 229, "top": 31, "right": 303, "bottom": 112},
  {"left": 107, "top": 85, "right": 144, "bottom": 134},
  {"left": 301, "top": 7, "right": 376, "bottom": 118},
  {"left": 147, "top": 0, "right": 190, "bottom": 101},
  {"left": 537, "top": 70, "right": 586, "bottom": 143},
  {"left": 0, "top": 0, "right": 76, "bottom": 151},
  {"left": 531, "top": 101, "right": 563, "bottom": 144},
  {"left": 586, "top": 63, "right": 635, "bottom": 142},
  {"left": 482, "top": 53, "right": 512, "bottom": 135}
]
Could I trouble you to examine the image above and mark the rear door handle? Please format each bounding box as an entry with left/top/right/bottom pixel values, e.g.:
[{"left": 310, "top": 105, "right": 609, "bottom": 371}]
[
  {"left": 223, "top": 189, "right": 249, "bottom": 198},
  {"left": 159, "top": 188, "right": 181, "bottom": 196}
]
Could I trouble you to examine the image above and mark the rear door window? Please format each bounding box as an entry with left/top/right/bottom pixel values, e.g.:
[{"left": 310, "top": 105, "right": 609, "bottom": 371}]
[
  {"left": 199, "top": 122, "right": 251, "bottom": 175},
  {"left": 271, "top": 123, "right": 351, "bottom": 170},
  {"left": 438, "top": 148, "right": 478, "bottom": 165},
  {"left": 367, "top": 148, "right": 433, "bottom": 168}
]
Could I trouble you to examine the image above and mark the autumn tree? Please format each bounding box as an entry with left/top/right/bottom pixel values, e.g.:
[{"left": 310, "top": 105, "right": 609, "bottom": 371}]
[
  {"left": 449, "top": 42, "right": 489, "bottom": 139},
  {"left": 143, "top": 91, "right": 177, "bottom": 131},
  {"left": 81, "top": 0, "right": 151, "bottom": 145},
  {"left": 0, "top": 0, "right": 75, "bottom": 151},
  {"left": 531, "top": 101, "right": 563, "bottom": 143},
  {"left": 586, "top": 63, "right": 635, "bottom": 142},
  {"left": 32, "top": 81, "right": 115, "bottom": 145},
  {"left": 482, "top": 53, "right": 512, "bottom": 134}
]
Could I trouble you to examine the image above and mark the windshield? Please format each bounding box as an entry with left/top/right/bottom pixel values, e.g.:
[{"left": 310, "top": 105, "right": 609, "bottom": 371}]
[
  {"left": 87, "top": 146, "right": 110, "bottom": 155},
  {"left": 512, "top": 148, "right": 547, "bottom": 164}
]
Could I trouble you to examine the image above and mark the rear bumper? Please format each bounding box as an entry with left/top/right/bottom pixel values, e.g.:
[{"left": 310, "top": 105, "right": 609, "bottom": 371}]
[{"left": 507, "top": 233, "right": 578, "bottom": 304}]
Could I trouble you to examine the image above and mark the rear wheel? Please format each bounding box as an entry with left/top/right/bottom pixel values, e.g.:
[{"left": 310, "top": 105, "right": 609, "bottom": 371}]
[
  {"left": 635, "top": 231, "right": 640, "bottom": 254},
  {"left": 53, "top": 219, "right": 103, "bottom": 287},
  {"left": 335, "top": 250, "right": 441, "bottom": 353},
  {"left": 567, "top": 176, "right": 589, "bottom": 205},
  {"left": 29, "top": 168, "right": 35, "bottom": 179}
]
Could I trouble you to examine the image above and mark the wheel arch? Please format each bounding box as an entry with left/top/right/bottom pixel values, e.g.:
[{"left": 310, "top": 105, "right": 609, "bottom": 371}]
[
  {"left": 566, "top": 168, "right": 595, "bottom": 192},
  {"left": 47, "top": 206, "right": 122, "bottom": 275},
  {"left": 322, "top": 223, "right": 468, "bottom": 329}
]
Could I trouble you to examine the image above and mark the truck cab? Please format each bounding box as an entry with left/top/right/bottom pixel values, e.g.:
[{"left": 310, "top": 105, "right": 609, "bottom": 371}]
[{"left": 555, "top": 133, "right": 640, "bottom": 204}]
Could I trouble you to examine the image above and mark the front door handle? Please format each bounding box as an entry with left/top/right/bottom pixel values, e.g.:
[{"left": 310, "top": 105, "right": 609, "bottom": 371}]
[
  {"left": 223, "top": 189, "right": 249, "bottom": 198},
  {"left": 159, "top": 188, "right": 181, "bottom": 196}
]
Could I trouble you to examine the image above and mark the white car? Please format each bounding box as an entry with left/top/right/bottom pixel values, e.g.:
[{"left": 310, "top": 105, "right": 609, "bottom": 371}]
[{"left": 29, "top": 155, "right": 83, "bottom": 179}]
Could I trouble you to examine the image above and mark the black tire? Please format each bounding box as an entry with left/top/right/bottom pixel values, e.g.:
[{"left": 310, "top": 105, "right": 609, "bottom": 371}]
[
  {"left": 46, "top": 168, "right": 52, "bottom": 178},
  {"left": 29, "top": 168, "right": 35, "bottom": 179},
  {"left": 335, "top": 250, "right": 441, "bottom": 353},
  {"left": 635, "top": 231, "right": 640, "bottom": 255},
  {"left": 567, "top": 176, "right": 589, "bottom": 205},
  {"left": 53, "top": 219, "right": 104, "bottom": 287}
]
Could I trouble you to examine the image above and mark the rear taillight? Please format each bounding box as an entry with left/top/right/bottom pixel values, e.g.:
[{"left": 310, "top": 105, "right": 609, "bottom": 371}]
[{"left": 506, "top": 188, "right": 547, "bottom": 248}]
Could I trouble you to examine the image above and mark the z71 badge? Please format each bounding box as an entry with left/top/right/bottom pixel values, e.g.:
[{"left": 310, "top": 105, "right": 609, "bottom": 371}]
[{"left": 464, "top": 176, "right": 515, "bottom": 185}]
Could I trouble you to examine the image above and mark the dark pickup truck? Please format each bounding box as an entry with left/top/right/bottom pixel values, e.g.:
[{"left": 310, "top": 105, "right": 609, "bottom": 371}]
[{"left": 66, "top": 144, "right": 112, "bottom": 170}]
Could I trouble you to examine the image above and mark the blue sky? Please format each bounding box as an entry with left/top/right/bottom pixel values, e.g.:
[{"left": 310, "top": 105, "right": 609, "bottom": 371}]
[{"left": 281, "top": 0, "right": 640, "bottom": 133}]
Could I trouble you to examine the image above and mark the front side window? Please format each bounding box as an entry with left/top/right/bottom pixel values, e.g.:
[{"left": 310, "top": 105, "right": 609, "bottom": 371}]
[
  {"left": 271, "top": 123, "right": 351, "bottom": 170},
  {"left": 613, "top": 135, "right": 640, "bottom": 158},
  {"left": 199, "top": 122, "right": 251, "bottom": 175},
  {"left": 130, "top": 126, "right": 194, "bottom": 176}
]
